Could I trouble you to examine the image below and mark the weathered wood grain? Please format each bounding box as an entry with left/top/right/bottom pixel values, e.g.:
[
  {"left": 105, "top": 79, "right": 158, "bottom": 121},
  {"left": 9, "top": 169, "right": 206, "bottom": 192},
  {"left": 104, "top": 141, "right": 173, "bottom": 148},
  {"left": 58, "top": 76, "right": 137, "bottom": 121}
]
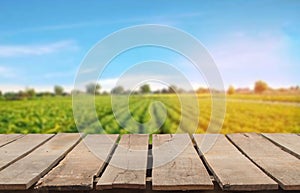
[
  {"left": 194, "top": 134, "right": 277, "bottom": 191},
  {"left": 152, "top": 134, "right": 213, "bottom": 190},
  {"left": 0, "top": 134, "right": 23, "bottom": 147},
  {"left": 0, "top": 133, "right": 81, "bottom": 190},
  {"left": 37, "top": 134, "right": 119, "bottom": 190},
  {"left": 0, "top": 134, "right": 53, "bottom": 171},
  {"left": 96, "top": 134, "right": 149, "bottom": 190},
  {"left": 228, "top": 133, "right": 300, "bottom": 190},
  {"left": 262, "top": 133, "right": 300, "bottom": 158}
]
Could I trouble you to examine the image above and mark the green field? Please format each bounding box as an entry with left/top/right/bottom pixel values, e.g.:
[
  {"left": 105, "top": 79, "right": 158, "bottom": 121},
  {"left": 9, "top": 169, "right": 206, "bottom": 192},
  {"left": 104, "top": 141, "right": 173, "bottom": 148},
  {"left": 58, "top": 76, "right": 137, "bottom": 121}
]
[{"left": 0, "top": 94, "right": 299, "bottom": 134}]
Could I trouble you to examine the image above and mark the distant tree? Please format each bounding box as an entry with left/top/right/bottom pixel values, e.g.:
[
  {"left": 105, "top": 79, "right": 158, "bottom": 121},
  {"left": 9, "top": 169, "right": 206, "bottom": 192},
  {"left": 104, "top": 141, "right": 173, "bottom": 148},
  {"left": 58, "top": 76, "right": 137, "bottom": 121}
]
[
  {"left": 4, "top": 92, "right": 18, "bottom": 100},
  {"left": 86, "top": 83, "right": 101, "bottom": 95},
  {"left": 278, "top": 88, "right": 287, "bottom": 92},
  {"left": 290, "top": 85, "right": 300, "bottom": 91},
  {"left": 111, "top": 86, "right": 125, "bottom": 94},
  {"left": 161, "top": 88, "right": 168, "bottom": 94},
  {"left": 96, "top": 84, "right": 101, "bottom": 94},
  {"left": 123, "top": 90, "right": 132, "bottom": 94},
  {"left": 71, "top": 89, "right": 83, "bottom": 95},
  {"left": 25, "top": 88, "right": 35, "bottom": 99},
  {"left": 254, "top": 80, "right": 268, "bottom": 93},
  {"left": 140, "top": 84, "right": 151, "bottom": 94},
  {"left": 177, "top": 88, "right": 186, "bottom": 93},
  {"left": 153, "top": 90, "right": 160, "bottom": 94},
  {"left": 197, "top": 87, "right": 209, "bottom": 94},
  {"left": 36, "top": 92, "right": 53, "bottom": 97},
  {"left": 18, "top": 91, "right": 27, "bottom": 100},
  {"left": 168, "top": 85, "right": 177, "bottom": 93},
  {"left": 54, "top": 85, "right": 64, "bottom": 96},
  {"left": 227, "top": 85, "right": 235, "bottom": 95},
  {"left": 102, "top": 91, "right": 109, "bottom": 95}
]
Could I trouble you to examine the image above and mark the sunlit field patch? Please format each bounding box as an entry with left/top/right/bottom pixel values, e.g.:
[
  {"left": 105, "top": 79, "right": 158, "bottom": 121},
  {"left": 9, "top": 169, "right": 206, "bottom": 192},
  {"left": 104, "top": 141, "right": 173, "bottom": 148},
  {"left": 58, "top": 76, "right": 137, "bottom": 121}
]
[{"left": 0, "top": 94, "right": 299, "bottom": 134}]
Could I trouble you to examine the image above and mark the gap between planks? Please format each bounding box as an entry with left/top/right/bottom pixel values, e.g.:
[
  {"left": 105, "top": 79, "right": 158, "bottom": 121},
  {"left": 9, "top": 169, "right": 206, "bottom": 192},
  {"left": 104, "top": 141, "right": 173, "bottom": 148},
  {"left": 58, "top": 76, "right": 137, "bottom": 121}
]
[
  {"left": 37, "top": 134, "right": 119, "bottom": 191},
  {"left": 0, "top": 134, "right": 24, "bottom": 148},
  {"left": 261, "top": 133, "right": 300, "bottom": 159},
  {"left": 96, "top": 134, "right": 149, "bottom": 190},
  {"left": 0, "top": 133, "right": 82, "bottom": 190},
  {"left": 227, "top": 133, "right": 300, "bottom": 190},
  {"left": 0, "top": 134, "right": 54, "bottom": 171},
  {"left": 152, "top": 134, "right": 213, "bottom": 191},
  {"left": 0, "top": 133, "right": 298, "bottom": 192},
  {"left": 194, "top": 134, "right": 277, "bottom": 191}
]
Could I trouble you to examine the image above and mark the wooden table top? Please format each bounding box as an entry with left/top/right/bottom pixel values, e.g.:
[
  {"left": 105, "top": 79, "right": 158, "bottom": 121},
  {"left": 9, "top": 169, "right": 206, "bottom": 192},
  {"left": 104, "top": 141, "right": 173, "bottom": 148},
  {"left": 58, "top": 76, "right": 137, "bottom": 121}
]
[{"left": 0, "top": 133, "right": 299, "bottom": 193}]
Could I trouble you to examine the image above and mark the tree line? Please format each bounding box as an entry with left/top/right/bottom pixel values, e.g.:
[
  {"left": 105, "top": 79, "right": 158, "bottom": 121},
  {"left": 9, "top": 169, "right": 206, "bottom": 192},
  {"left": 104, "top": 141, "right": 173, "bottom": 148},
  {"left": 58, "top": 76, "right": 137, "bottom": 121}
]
[
  {"left": 226, "top": 80, "right": 300, "bottom": 95},
  {"left": 0, "top": 80, "right": 299, "bottom": 100},
  {"left": 0, "top": 83, "right": 186, "bottom": 100}
]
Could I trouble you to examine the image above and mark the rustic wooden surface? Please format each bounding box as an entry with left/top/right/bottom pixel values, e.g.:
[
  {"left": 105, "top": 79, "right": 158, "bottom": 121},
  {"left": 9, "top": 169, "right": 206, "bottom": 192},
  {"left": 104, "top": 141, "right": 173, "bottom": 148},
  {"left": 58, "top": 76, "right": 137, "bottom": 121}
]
[
  {"left": 0, "top": 133, "right": 299, "bottom": 192},
  {"left": 194, "top": 134, "right": 277, "bottom": 191},
  {"left": 152, "top": 134, "right": 213, "bottom": 190},
  {"left": 37, "top": 134, "right": 118, "bottom": 191},
  {"left": 0, "top": 134, "right": 23, "bottom": 147},
  {"left": 0, "top": 134, "right": 53, "bottom": 171},
  {"left": 262, "top": 133, "right": 300, "bottom": 158},
  {"left": 227, "top": 133, "right": 300, "bottom": 190},
  {"left": 96, "top": 134, "right": 149, "bottom": 190},
  {"left": 0, "top": 133, "right": 81, "bottom": 190}
]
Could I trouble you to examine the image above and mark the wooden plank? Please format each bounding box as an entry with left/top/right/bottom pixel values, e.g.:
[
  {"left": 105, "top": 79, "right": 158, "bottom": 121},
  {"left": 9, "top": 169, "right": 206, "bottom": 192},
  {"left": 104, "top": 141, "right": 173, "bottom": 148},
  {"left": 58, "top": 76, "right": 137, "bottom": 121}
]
[
  {"left": 227, "top": 133, "right": 300, "bottom": 190},
  {"left": 0, "top": 134, "right": 53, "bottom": 171},
  {"left": 262, "top": 133, "right": 300, "bottom": 158},
  {"left": 152, "top": 134, "right": 213, "bottom": 190},
  {"left": 0, "top": 134, "right": 23, "bottom": 147},
  {"left": 0, "top": 133, "right": 81, "bottom": 190},
  {"left": 194, "top": 134, "right": 277, "bottom": 191},
  {"left": 37, "top": 134, "right": 119, "bottom": 190},
  {"left": 96, "top": 134, "right": 149, "bottom": 190}
]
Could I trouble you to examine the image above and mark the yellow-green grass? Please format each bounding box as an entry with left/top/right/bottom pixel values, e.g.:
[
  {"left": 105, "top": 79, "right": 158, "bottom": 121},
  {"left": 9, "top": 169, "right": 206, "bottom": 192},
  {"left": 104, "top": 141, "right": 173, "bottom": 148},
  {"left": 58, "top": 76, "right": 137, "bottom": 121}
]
[
  {"left": 0, "top": 95, "right": 299, "bottom": 134},
  {"left": 226, "top": 93, "right": 300, "bottom": 103}
]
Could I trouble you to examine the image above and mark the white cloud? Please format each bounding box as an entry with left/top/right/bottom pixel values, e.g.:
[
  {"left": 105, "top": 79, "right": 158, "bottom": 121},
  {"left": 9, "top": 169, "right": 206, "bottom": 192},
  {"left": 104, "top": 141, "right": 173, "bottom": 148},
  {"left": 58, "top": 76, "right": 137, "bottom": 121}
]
[
  {"left": 0, "top": 66, "right": 9, "bottom": 73},
  {"left": 98, "top": 78, "right": 118, "bottom": 92},
  {"left": 208, "top": 31, "right": 293, "bottom": 87},
  {"left": 210, "top": 32, "right": 288, "bottom": 68},
  {"left": 0, "top": 12, "right": 203, "bottom": 35},
  {"left": 0, "top": 66, "right": 17, "bottom": 78},
  {"left": 0, "top": 40, "right": 78, "bottom": 57},
  {"left": 44, "top": 71, "right": 76, "bottom": 79}
]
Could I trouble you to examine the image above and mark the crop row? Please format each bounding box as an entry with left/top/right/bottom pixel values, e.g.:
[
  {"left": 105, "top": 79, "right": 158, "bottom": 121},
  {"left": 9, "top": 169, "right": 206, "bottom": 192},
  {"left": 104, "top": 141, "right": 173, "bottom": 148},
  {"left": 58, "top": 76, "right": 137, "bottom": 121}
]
[{"left": 0, "top": 95, "right": 299, "bottom": 134}]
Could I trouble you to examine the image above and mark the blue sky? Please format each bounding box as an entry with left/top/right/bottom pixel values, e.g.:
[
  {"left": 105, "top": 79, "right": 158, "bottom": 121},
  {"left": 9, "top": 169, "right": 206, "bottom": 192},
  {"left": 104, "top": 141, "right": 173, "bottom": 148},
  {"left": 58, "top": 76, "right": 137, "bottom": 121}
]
[{"left": 0, "top": 0, "right": 299, "bottom": 92}]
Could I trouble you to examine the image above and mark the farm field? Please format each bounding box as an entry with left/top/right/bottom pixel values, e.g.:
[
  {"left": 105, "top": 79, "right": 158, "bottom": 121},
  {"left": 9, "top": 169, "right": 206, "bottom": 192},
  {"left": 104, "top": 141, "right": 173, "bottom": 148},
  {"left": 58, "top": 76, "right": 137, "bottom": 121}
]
[
  {"left": 0, "top": 94, "right": 299, "bottom": 134},
  {"left": 227, "top": 93, "right": 300, "bottom": 103}
]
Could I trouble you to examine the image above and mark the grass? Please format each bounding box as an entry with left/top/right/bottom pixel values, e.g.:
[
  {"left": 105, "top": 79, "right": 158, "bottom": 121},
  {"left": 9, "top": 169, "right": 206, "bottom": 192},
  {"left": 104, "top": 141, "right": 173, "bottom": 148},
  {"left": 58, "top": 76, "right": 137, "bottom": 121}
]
[
  {"left": 226, "top": 93, "right": 300, "bottom": 103},
  {"left": 0, "top": 94, "right": 299, "bottom": 134}
]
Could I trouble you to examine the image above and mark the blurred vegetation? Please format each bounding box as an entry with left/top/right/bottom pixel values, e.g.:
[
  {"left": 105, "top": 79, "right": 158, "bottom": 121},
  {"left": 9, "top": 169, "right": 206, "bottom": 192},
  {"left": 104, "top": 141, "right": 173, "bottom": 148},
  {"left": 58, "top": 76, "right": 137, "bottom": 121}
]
[{"left": 0, "top": 94, "right": 299, "bottom": 134}]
